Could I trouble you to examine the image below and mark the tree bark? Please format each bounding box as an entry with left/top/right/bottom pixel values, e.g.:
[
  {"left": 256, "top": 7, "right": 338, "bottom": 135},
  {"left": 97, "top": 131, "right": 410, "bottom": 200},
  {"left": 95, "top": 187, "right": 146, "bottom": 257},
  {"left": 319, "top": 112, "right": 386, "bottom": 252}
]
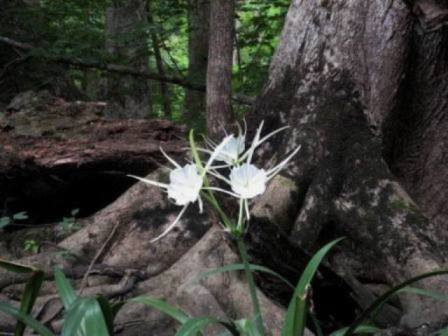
[
  {"left": 101, "top": 0, "right": 152, "bottom": 119},
  {"left": 183, "top": 0, "right": 210, "bottom": 129},
  {"left": 206, "top": 0, "right": 235, "bottom": 139},
  {"left": 152, "top": 35, "right": 172, "bottom": 118},
  {"left": 0, "top": 91, "right": 185, "bottom": 225},
  {"left": 247, "top": 0, "right": 448, "bottom": 329},
  {"left": 148, "top": 0, "right": 172, "bottom": 118}
]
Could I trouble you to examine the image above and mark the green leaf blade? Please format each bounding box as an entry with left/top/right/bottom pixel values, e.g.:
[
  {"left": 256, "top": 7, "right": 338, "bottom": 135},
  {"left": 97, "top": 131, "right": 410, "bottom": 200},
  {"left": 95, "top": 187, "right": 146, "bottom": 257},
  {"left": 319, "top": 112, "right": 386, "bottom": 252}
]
[
  {"left": 14, "top": 270, "right": 45, "bottom": 336},
  {"left": 194, "top": 263, "right": 294, "bottom": 289},
  {"left": 130, "top": 296, "right": 190, "bottom": 324},
  {"left": 281, "top": 238, "right": 343, "bottom": 336},
  {"left": 54, "top": 267, "right": 77, "bottom": 310},
  {"left": 0, "top": 302, "right": 55, "bottom": 336}
]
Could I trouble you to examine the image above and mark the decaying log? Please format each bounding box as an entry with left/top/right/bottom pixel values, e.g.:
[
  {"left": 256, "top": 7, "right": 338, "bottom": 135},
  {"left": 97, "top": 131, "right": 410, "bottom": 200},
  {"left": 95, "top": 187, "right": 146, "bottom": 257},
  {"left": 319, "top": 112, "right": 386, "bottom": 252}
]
[{"left": 0, "top": 91, "right": 186, "bottom": 225}]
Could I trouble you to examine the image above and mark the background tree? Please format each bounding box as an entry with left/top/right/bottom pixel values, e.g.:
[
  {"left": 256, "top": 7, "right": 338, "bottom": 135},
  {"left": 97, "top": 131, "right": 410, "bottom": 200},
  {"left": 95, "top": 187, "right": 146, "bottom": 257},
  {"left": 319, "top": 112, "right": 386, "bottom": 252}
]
[
  {"left": 101, "top": 0, "right": 152, "bottom": 119},
  {"left": 183, "top": 0, "right": 210, "bottom": 129},
  {"left": 206, "top": 0, "right": 236, "bottom": 139}
]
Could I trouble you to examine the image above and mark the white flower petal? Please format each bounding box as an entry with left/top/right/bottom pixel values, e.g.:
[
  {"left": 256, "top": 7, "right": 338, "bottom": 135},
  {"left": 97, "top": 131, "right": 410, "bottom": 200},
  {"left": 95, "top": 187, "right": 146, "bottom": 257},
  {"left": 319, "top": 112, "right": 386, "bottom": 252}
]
[
  {"left": 150, "top": 205, "right": 189, "bottom": 243},
  {"left": 203, "top": 135, "right": 233, "bottom": 174},
  {"left": 127, "top": 175, "right": 169, "bottom": 189},
  {"left": 215, "top": 134, "right": 245, "bottom": 164},
  {"left": 267, "top": 145, "right": 301, "bottom": 179},
  {"left": 167, "top": 164, "right": 202, "bottom": 205},
  {"left": 160, "top": 147, "right": 181, "bottom": 169},
  {"left": 229, "top": 163, "right": 267, "bottom": 199}
]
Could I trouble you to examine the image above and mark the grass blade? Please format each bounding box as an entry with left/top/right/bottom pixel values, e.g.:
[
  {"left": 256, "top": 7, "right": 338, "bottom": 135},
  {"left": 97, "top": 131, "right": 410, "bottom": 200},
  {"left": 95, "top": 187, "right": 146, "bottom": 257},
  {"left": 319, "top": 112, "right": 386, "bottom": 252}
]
[
  {"left": 309, "top": 314, "right": 324, "bottom": 336},
  {"left": 234, "top": 318, "right": 263, "bottom": 336},
  {"left": 344, "top": 269, "right": 448, "bottom": 336},
  {"left": 175, "top": 317, "right": 239, "bottom": 336},
  {"left": 96, "top": 296, "right": 116, "bottom": 335},
  {"left": 62, "top": 298, "right": 109, "bottom": 336},
  {"left": 0, "top": 259, "right": 36, "bottom": 273},
  {"left": 14, "top": 270, "right": 45, "bottom": 336},
  {"left": 54, "top": 267, "right": 77, "bottom": 310},
  {"left": 281, "top": 238, "right": 343, "bottom": 336},
  {"left": 0, "top": 302, "right": 55, "bottom": 336},
  {"left": 398, "top": 286, "right": 448, "bottom": 302},
  {"left": 130, "top": 296, "right": 190, "bottom": 324},
  {"left": 194, "top": 263, "right": 294, "bottom": 289},
  {"left": 330, "top": 325, "right": 380, "bottom": 336},
  {"left": 81, "top": 299, "right": 110, "bottom": 336}
]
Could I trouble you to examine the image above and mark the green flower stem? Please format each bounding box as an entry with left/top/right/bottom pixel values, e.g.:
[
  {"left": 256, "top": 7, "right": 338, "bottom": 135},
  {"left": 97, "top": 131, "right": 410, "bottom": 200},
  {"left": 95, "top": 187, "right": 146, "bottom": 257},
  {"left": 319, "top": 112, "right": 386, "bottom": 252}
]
[{"left": 236, "top": 235, "right": 266, "bottom": 336}]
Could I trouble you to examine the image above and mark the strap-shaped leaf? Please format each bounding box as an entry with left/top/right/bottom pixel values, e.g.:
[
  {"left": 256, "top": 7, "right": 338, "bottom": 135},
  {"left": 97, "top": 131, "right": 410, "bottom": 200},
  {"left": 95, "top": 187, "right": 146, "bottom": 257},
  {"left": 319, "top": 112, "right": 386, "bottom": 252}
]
[
  {"left": 281, "top": 238, "right": 343, "bottom": 336},
  {"left": 330, "top": 325, "right": 380, "bottom": 336},
  {"left": 0, "top": 302, "right": 54, "bottom": 336},
  {"left": 54, "top": 267, "right": 77, "bottom": 310},
  {"left": 0, "top": 258, "right": 36, "bottom": 273},
  {"left": 15, "top": 270, "right": 45, "bottom": 336},
  {"left": 344, "top": 269, "right": 448, "bottom": 336},
  {"left": 193, "top": 263, "right": 294, "bottom": 289},
  {"left": 130, "top": 296, "right": 190, "bottom": 324},
  {"left": 175, "top": 317, "right": 238, "bottom": 336},
  {"left": 62, "top": 298, "right": 109, "bottom": 336}
]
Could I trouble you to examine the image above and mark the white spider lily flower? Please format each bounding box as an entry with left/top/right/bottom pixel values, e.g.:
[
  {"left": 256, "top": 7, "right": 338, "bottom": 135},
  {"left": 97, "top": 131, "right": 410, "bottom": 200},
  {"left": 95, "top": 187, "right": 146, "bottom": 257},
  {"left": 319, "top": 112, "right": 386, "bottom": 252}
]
[
  {"left": 167, "top": 164, "right": 203, "bottom": 206},
  {"left": 128, "top": 135, "right": 232, "bottom": 243},
  {"left": 208, "top": 121, "right": 301, "bottom": 220},
  {"left": 201, "top": 123, "right": 246, "bottom": 166},
  {"left": 215, "top": 134, "right": 245, "bottom": 164},
  {"left": 230, "top": 164, "right": 267, "bottom": 199}
]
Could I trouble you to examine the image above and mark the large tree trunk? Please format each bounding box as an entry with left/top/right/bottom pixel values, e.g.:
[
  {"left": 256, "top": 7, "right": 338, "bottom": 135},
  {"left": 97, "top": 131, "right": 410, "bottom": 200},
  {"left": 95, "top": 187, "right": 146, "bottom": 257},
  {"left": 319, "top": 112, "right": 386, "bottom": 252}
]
[
  {"left": 247, "top": 0, "right": 448, "bottom": 330},
  {"left": 206, "top": 0, "right": 235, "bottom": 139},
  {"left": 183, "top": 0, "right": 210, "bottom": 129},
  {"left": 101, "top": 0, "right": 152, "bottom": 119}
]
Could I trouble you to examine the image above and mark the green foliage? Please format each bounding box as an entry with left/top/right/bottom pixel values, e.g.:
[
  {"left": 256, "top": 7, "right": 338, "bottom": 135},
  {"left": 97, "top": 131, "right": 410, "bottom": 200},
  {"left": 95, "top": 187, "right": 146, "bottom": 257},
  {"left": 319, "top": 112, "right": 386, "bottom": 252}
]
[
  {"left": 57, "top": 208, "right": 80, "bottom": 236},
  {"left": 23, "top": 240, "right": 39, "bottom": 254},
  {"left": 15, "top": 270, "right": 45, "bottom": 336},
  {"left": 343, "top": 269, "right": 448, "bottom": 336},
  {"left": 235, "top": 0, "right": 290, "bottom": 96},
  {"left": 194, "top": 263, "right": 294, "bottom": 289},
  {"left": 281, "top": 238, "right": 344, "bottom": 336},
  {"left": 0, "top": 211, "right": 29, "bottom": 230},
  {"left": 130, "top": 296, "right": 190, "bottom": 324},
  {"left": 3, "top": 247, "right": 448, "bottom": 335},
  {"left": 0, "top": 303, "right": 54, "bottom": 336},
  {"left": 0, "top": 259, "right": 47, "bottom": 336},
  {"left": 3, "top": 0, "right": 288, "bottom": 122}
]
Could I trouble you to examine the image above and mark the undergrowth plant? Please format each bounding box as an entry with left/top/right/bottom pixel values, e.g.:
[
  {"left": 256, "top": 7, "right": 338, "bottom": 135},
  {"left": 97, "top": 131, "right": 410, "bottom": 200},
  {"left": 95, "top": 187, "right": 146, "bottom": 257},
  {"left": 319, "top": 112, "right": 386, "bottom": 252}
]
[
  {"left": 1, "top": 123, "right": 448, "bottom": 335},
  {"left": 0, "top": 211, "right": 28, "bottom": 230}
]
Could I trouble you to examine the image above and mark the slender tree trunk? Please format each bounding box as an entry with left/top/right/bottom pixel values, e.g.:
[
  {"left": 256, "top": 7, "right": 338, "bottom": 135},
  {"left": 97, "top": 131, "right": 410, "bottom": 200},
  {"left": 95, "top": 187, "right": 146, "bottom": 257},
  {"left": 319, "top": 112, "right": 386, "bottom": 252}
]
[
  {"left": 152, "top": 35, "right": 171, "bottom": 118},
  {"left": 206, "top": 0, "right": 235, "bottom": 139},
  {"left": 102, "top": 0, "right": 152, "bottom": 119},
  {"left": 148, "top": 0, "right": 171, "bottom": 118},
  {"left": 183, "top": 0, "right": 210, "bottom": 129}
]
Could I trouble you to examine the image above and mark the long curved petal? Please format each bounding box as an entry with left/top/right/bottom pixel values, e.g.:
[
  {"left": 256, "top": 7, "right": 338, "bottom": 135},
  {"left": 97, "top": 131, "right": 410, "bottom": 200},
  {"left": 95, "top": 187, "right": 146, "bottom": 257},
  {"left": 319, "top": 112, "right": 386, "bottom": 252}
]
[
  {"left": 150, "top": 205, "right": 189, "bottom": 243},
  {"left": 160, "top": 147, "right": 181, "bottom": 169},
  {"left": 202, "top": 187, "right": 240, "bottom": 198},
  {"left": 127, "top": 175, "right": 169, "bottom": 189},
  {"left": 202, "top": 135, "right": 233, "bottom": 176},
  {"left": 267, "top": 145, "right": 301, "bottom": 179}
]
